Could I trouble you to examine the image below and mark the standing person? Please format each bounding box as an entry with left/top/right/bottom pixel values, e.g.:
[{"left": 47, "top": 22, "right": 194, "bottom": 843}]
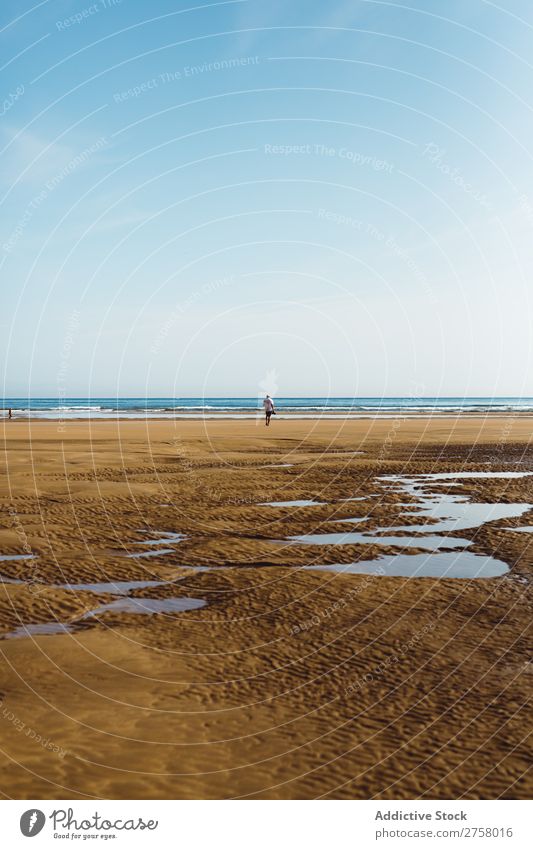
[
  {"left": 263, "top": 394, "right": 275, "bottom": 426},
  {"left": 8, "top": 408, "right": 12, "bottom": 420}
]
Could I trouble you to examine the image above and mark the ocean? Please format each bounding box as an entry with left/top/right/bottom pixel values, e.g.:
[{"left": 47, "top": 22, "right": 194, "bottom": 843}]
[{"left": 2, "top": 397, "right": 533, "bottom": 420}]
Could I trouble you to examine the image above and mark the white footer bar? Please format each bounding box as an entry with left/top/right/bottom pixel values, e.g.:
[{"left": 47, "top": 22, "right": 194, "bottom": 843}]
[{"left": 2, "top": 799, "right": 531, "bottom": 848}]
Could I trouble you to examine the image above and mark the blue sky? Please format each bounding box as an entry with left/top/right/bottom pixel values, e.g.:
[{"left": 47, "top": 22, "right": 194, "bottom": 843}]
[{"left": 2, "top": 0, "right": 533, "bottom": 397}]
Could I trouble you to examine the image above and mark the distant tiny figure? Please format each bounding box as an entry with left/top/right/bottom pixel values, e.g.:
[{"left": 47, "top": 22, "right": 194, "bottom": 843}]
[
  {"left": 263, "top": 395, "right": 275, "bottom": 426},
  {"left": 8, "top": 408, "right": 12, "bottom": 420}
]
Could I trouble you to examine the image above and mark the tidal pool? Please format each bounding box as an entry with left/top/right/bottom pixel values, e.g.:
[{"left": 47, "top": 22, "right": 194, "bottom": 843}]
[
  {"left": 0, "top": 554, "right": 35, "bottom": 561},
  {"left": 380, "top": 473, "right": 532, "bottom": 534},
  {"left": 291, "top": 532, "right": 471, "bottom": 550},
  {"left": 61, "top": 580, "right": 168, "bottom": 594},
  {"left": 286, "top": 471, "right": 532, "bottom": 578},
  {"left": 5, "top": 622, "right": 73, "bottom": 639},
  {"left": 2, "top": 592, "right": 206, "bottom": 639},
  {"left": 262, "top": 500, "right": 327, "bottom": 507},
  {"left": 83, "top": 596, "right": 206, "bottom": 617},
  {"left": 134, "top": 530, "right": 186, "bottom": 545},
  {"left": 126, "top": 548, "right": 177, "bottom": 559}
]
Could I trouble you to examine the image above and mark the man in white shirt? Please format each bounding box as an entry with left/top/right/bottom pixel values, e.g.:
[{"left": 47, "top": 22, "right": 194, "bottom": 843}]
[{"left": 263, "top": 395, "right": 275, "bottom": 426}]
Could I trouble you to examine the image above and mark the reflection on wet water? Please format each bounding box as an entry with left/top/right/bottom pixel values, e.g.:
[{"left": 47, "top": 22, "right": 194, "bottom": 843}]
[
  {"left": 335, "top": 517, "right": 371, "bottom": 524},
  {"left": 121, "top": 529, "right": 187, "bottom": 559},
  {"left": 2, "top": 589, "right": 206, "bottom": 639},
  {"left": 414, "top": 472, "right": 533, "bottom": 480},
  {"left": 5, "top": 622, "right": 73, "bottom": 639},
  {"left": 1, "top": 566, "right": 206, "bottom": 638},
  {"left": 62, "top": 580, "right": 167, "bottom": 595},
  {"left": 387, "top": 501, "right": 532, "bottom": 534},
  {"left": 3, "top": 470, "right": 529, "bottom": 638},
  {"left": 339, "top": 496, "right": 375, "bottom": 502},
  {"left": 0, "top": 554, "right": 34, "bottom": 561},
  {"left": 83, "top": 596, "right": 206, "bottom": 617},
  {"left": 287, "top": 471, "right": 532, "bottom": 578},
  {"left": 126, "top": 548, "right": 176, "bottom": 559},
  {"left": 0, "top": 577, "right": 170, "bottom": 593},
  {"left": 135, "top": 530, "right": 186, "bottom": 545},
  {"left": 262, "top": 499, "right": 326, "bottom": 507},
  {"left": 380, "top": 473, "right": 532, "bottom": 534},
  {"left": 291, "top": 532, "right": 471, "bottom": 550}
]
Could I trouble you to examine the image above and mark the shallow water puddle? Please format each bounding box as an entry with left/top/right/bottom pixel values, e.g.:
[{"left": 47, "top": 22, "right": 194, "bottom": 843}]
[
  {"left": 122, "top": 529, "right": 186, "bottom": 559},
  {"left": 306, "top": 550, "right": 509, "bottom": 579},
  {"left": 135, "top": 530, "right": 186, "bottom": 545},
  {"left": 126, "top": 547, "right": 177, "bottom": 559},
  {"left": 287, "top": 471, "right": 532, "bottom": 576},
  {"left": 1, "top": 567, "right": 206, "bottom": 638},
  {"left": 0, "top": 554, "right": 34, "bottom": 561},
  {"left": 335, "top": 517, "right": 372, "bottom": 524},
  {"left": 339, "top": 495, "right": 376, "bottom": 502},
  {"left": 386, "top": 501, "right": 532, "bottom": 534},
  {"left": 415, "top": 472, "right": 533, "bottom": 480},
  {"left": 62, "top": 580, "right": 167, "bottom": 594},
  {"left": 2, "top": 590, "right": 206, "bottom": 639},
  {"left": 83, "top": 596, "right": 206, "bottom": 618},
  {"left": 325, "top": 450, "right": 365, "bottom": 456},
  {"left": 0, "top": 577, "right": 169, "bottom": 593},
  {"left": 287, "top": 522, "right": 476, "bottom": 551},
  {"left": 5, "top": 622, "right": 73, "bottom": 639},
  {"left": 261, "top": 499, "right": 326, "bottom": 507},
  {"left": 380, "top": 473, "right": 533, "bottom": 534},
  {"left": 290, "top": 532, "right": 471, "bottom": 550}
]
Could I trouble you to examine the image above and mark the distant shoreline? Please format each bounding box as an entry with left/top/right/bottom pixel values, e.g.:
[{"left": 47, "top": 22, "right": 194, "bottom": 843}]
[{"left": 5, "top": 411, "right": 533, "bottom": 422}]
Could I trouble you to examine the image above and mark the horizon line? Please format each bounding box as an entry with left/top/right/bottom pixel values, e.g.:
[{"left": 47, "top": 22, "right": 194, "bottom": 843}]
[{"left": 3, "top": 395, "right": 533, "bottom": 401}]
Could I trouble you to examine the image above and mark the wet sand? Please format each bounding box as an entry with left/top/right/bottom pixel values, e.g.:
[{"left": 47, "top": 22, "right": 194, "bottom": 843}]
[{"left": 0, "top": 417, "right": 532, "bottom": 799}]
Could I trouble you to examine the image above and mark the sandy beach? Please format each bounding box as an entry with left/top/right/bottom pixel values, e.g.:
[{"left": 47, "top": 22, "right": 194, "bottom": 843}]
[{"left": 0, "top": 417, "right": 531, "bottom": 799}]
